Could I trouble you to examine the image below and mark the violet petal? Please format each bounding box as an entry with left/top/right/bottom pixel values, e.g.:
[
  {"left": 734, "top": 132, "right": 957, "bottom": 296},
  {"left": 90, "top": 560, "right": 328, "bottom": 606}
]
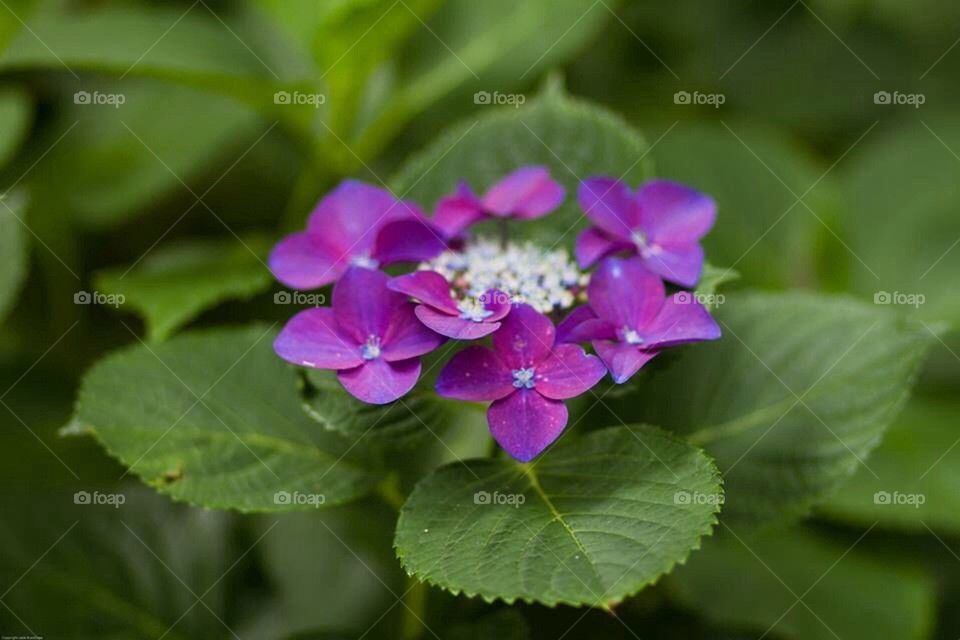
[
  {"left": 333, "top": 267, "right": 406, "bottom": 344},
  {"left": 487, "top": 390, "right": 568, "bottom": 462},
  {"left": 435, "top": 346, "right": 515, "bottom": 401},
  {"left": 574, "top": 227, "right": 627, "bottom": 268},
  {"left": 268, "top": 231, "right": 345, "bottom": 290},
  {"left": 382, "top": 304, "right": 447, "bottom": 361},
  {"left": 637, "top": 179, "right": 716, "bottom": 245},
  {"left": 642, "top": 242, "right": 705, "bottom": 288},
  {"left": 273, "top": 307, "right": 363, "bottom": 370},
  {"left": 415, "top": 306, "right": 501, "bottom": 340},
  {"left": 588, "top": 257, "right": 665, "bottom": 331},
  {"left": 337, "top": 357, "right": 421, "bottom": 405},
  {"left": 534, "top": 344, "right": 607, "bottom": 400},
  {"left": 433, "top": 181, "right": 485, "bottom": 237},
  {"left": 639, "top": 292, "right": 721, "bottom": 349},
  {"left": 492, "top": 303, "right": 555, "bottom": 368},
  {"left": 373, "top": 218, "right": 447, "bottom": 265},
  {"left": 387, "top": 270, "right": 459, "bottom": 313},
  {"left": 482, "top": 166, "right": 565, "bottom": 219},
  {"left": 593, "top": 340, "right": 659, "bottom": 384},
  {"left": 577, "top": 176, "right": 638, "bottom": 240}
]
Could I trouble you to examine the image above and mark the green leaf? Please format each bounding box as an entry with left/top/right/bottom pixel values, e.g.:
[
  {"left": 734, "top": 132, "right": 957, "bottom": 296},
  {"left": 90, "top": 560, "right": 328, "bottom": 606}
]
[
  {"left": 624, "top": 292, "right": 932, "bottom": 526},
  {"left": 819, "top": 397, "right": 960, "bottom": 534},
  {"left": 666, "top": 527, "right": 936, "bottom": 640},
  {"left": 0, "top": 191, "right": 28, "bottom": 324},
  {"left": 94, "top": 235, "right": 273, "bottom": 342},
  {"left": 390, "top": 86, "right": 652, "bottom": 245},
  {"left": 0, "top": 85, "right": 31, "bottom": 168},
  {"left": 395, "top": 425, "right": 721, "bottom": 607},
  {"left": 695, "top": 262, "right": 739, "bottom": 304},
  {"left": 65, "top": 325, "right": 382, "bottom": 512},
  {"left": 653, "top": 122, "right": 826, "bottom": 289},
  {"left": 446, "top": 610, "right": 530, "bottom": 640}
]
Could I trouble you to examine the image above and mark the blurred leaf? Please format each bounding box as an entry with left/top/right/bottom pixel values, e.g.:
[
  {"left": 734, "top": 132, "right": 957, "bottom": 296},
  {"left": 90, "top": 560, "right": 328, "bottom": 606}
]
[
  {"left": 820, "top": 397, "right": 960, "bottom": 534},
  {"left": 446, "top": 610, "right": 529, "bottom": 640},
  {"left": 840, "top": 117, "right": 960, "bottom": 326},
  {"left": 0, "top": 85, "right": 31, "bottom": 168},
  {"left": 666, "top": 527, "right": 936, "bottom": 640},
  {"left": 391, "top": 84, "right": 652, "bottom": 245},
  {"left": 65, "top": 324, "right": 382, "bottom": 512},
  {"left": 653, "top": 122, "right": 825, "bottom": 289},
  {"left": 395, "top": 425, "right": 721, "bottom": 607},
  {"left": 623, "top": 292, "right": 932, "bottom": 526},
  {"left": 695, "top": 262, "right": 739, "bottom": 300},
  {"left": 0, "top": 191, "right": 27, "bottom": 324},
  {"left": 94, "top": 235, "right": 273, "bottom": 342}
]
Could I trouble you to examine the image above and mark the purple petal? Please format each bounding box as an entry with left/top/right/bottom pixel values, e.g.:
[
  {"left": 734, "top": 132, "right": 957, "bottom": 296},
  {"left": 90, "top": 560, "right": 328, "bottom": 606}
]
[
  {"left": 492, "top": 303, "right": 555, "bottom": 368},
  {"left": 433, "top": 182, "right": 485, "bottom": 237},
  {"left": 478, "top": 289, "right": 512, "bottom": 322},
  {"left": 338, "top": 357, "right": 421, "bottom": 405},
  {"left": 274, "top": 307, "right": 363, "bottom": 369},
  {"left": 535, "top": 344, "right": 607, "bottom": 400},
  {"left": 268, "top": 231, "right": 346, "bottom": 290},
  {"left": 333, "top": 267, "right": 406, "bottom": 344},
  {"left": 306, "top": 180, "right": 407, "bottom": 256},
  {"left": 642, "top": 243, "right": 705, "bottom": 288},
  {"left": 637, "top": 179, "right": 716, "bottom": 245},
  {"left": 415, "top": 306, "right": 501, "bottom": 340},
  {"left": 482, "top": 166, "right": 565, "bottom": 219},
  {"left": 639, "top": 292, "right": 721, "bottom": 348},
  {"left": 373, "top": 218, "right": 447, "bottom": 265},
  {"left": 488, "top": 390, "right": 568, "bottom": 462},
  {"left": 575, "top": 227, "right": 628, "bottom": 268},
  {"left": 387, "top": 271, "right": 458, "bottom": 313},
  {"left": 593, "top": 340, "right": 659, "bottom": 384},
  {"left": 382, "top": 304, "right": 447, "bottom": 360},
  {"left": 555, "top": 306, "right": 615, "bottom": 343},
  {"left": 588, "top": 257, "right": 665, "bottom": 331},
  {"left": 577, "top": 177, "right": 638, "bottom": 240},
  {"left": 435, "top": 346, "right": 514, "bottom": 401}
]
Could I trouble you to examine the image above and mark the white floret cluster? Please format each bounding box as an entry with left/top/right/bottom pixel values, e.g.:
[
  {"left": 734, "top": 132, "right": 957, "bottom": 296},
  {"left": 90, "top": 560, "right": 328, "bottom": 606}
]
[{"left": 420, "top": 238, "right": 588, "bottom": 313}]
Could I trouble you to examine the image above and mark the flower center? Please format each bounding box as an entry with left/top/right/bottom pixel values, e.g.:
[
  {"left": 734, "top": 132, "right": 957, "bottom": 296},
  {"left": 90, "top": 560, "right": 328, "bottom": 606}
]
[
  {"left": 360, "top": 335, "right": 382, "bottom": 360},
  {"left": 621, "top": 326, "right": 644, "bottom": 345},
  {"left": 456, "top": 298, "right": 493, "bottom": 322},
  {"left": 512, "top": 367, "right": 536, "bottom": 389},
  {"left": 631, "top": 231, "right": 662, "bottom": 259},
  {"left": 351, "top": 253, "right": 380, "bottom": 269}
]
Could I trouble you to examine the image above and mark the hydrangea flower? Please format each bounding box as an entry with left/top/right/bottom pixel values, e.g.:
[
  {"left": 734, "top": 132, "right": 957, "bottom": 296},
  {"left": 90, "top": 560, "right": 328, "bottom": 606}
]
[
  {"left": 558, "top": 257, "right": 720, "bottom": 383},
  {"left": 436, "top": 304, "right": 606, "bottom": 461},
  {"left": 388, "top": 270, "right": 511, "bottom": 339},
  {"left": 432, "top": 166, "right": 565, "bottom": 238},
  {"left": 576, "top": 177, "right": 716, "bottom": 288},
  {"left": 270, "top": 180, "right": 446, "bottom": 290},
  {"left": 274, "top": 267, "right": 445, "bottom": 404}
]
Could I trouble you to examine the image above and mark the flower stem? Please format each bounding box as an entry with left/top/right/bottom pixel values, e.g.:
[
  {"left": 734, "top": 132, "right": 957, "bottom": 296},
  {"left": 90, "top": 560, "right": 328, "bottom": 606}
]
[
  {"left": 376, "top": 474, "right": 407, "bottom": 511},
  {"left": 401, "top": 577, "right": 428, "bottom": 640},
  {"left": 499, "top": 218, "right": 509, "bottom": 249}
]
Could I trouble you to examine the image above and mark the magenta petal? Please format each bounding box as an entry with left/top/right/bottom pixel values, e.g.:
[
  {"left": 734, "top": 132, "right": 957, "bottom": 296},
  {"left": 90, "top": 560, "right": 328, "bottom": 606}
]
[
  {"left": 492, "top": 303, "right": 555, "bottom": 368},
  {"left": 306, "top": 180, "right": 404, "bottom": 254},
  {"left": 436, "top": 346, "right": 514, "bottom": 401},
  {"left": 482, "top": 166, "right": 565, "bottom": 219},
  {"left": 593, "top": 340, "right": 659, "bottom": 384},
  {"left": 577, "top": 177, "right": 638, "bottom": 240},
  {"left": 388, "top": 271, "right": 458, "bottom": 313},
  {"left": 588, "top": 257, "right": 665, "bottom": 330},
  {"left": 643, "top": 243, "right": 704, "bottom": 288},
  {"left": 556, "top": 306, "right": 615, "bottom": 343},
  {"left": 637, "top": 179, "right": 716, "bottom": 245},
  {"left": 433, "top": 182, "right": 485, "bottom": 237},
  {"left": 338, "top": 358, "right": 421, "bottom": 405},
  {"left": 575, "top": 227, "right": 626, "bottom": 268},
  {"left": 382, "top": 304, "right": 446, "bottom": 361},
  {"left": 640, "top": 292, "right": 721, "bottom": 348},
  {"left": 269, "top": 232, "right": 345, "bottom": 290},
  {"left": 274, "top": 307, "right": 363, "bottom": 369},
  {"left": 488, "top": 390, "right": 568, "bottom": 462},
  {"left": 333, "top": 267, "right": 406, "bottom": 344},
  {"left": 479, "top": 289, "right": 512, "bottom": 322},
  {"left": 373, "top": 219, "right": 447, "bottom": 265},
  {"left": 415, "top": 306, "right": 501, "bottom": 340},
  {"left": 535, "top": 344, "right": 607, "bottom": 400}
]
